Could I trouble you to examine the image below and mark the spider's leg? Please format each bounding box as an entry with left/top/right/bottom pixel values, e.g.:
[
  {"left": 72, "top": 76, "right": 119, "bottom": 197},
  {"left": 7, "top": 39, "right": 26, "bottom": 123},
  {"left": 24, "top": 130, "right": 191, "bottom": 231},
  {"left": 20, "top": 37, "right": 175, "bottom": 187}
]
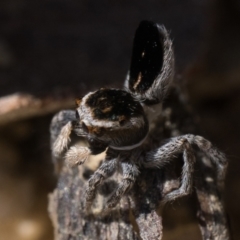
[
  {"left": 106, "top": 161, "right": 139, "bottom": 208},
  {"left": 185, "top": 134, "right": 228, "bottom": 190},
  {"left": 85, "top": 158, "right": 117, "bottom": 207},
  {"left": 163, "top": 139, "right": 196, "bottom": 203},
  {"left": 144, "top": 137, "right": 196, "bottom": 203},
  {"left": 144, "top": 134, "right": 228, "bottom": 203},
  {"left": 50, "top": 110, "right": 76, "bottom": 159}
]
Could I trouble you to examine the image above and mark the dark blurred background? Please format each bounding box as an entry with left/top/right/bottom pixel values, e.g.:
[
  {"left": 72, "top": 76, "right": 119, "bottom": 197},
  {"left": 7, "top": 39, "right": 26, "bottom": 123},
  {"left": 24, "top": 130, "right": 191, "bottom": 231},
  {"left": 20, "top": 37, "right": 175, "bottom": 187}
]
[{"left": 0, "top": 0, "right": 240, "bottom": 239}]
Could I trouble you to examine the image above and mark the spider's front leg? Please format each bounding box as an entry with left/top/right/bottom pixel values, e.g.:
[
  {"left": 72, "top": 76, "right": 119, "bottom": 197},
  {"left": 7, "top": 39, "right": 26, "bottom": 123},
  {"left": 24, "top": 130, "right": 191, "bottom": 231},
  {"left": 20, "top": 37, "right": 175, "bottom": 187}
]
[
  {"left": 143, "top": 137, "right": 196, "bottom": 203},
  {"left": 85, "top": 158, "right": 117, "bottom": 207},
  {"left": 50, "top": 110, "right": 76, "bottom": 160},
  {"left": 50, "top": 110, "right": 93, "bottom": 168},
  {"left": 106, "top": 161, "right": 139, "bottom": 208}
]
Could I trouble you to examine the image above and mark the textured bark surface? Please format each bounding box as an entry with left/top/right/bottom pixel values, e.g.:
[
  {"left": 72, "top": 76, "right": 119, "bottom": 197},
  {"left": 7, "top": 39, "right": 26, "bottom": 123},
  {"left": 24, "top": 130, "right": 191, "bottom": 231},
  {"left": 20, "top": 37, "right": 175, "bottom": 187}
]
[{"left": 49, "top": 166, "right": 164, "bottom": 240}]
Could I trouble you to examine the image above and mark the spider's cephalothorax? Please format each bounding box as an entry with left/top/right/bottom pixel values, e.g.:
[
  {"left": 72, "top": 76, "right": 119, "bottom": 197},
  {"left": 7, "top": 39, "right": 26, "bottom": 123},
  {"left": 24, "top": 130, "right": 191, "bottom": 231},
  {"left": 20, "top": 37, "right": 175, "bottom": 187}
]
[
  {"left": 50, "top": 20, "right": 227, "bottom": 210},
  {"left": 76, "top": 88, "right": 149, "bottom": 152}
]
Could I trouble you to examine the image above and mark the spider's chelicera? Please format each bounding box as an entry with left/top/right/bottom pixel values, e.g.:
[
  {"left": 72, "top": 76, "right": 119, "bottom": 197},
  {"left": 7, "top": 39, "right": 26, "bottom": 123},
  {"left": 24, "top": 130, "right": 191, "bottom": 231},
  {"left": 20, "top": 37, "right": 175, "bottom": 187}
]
[{"left": 50, "top": 20, "right": 227, "bottom": 209}]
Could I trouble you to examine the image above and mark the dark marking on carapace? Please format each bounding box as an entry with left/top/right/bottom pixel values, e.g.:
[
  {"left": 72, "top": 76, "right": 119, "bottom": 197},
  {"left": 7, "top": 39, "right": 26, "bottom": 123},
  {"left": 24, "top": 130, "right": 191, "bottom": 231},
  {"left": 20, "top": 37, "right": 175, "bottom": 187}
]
[{"left": 86, "top": 89, "right": 144, "bottom": 121}]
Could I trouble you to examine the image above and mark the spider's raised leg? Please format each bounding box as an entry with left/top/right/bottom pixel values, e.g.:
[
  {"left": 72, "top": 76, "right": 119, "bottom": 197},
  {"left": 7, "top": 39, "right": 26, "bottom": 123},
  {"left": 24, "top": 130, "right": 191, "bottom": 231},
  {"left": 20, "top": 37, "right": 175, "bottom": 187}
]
[
  {"left": 144, "top": 137, "right": 196, "bottom": 203},
  {"left": 143, "top": 135, "right": 228, "bottom": 203},
  {"left": 106, "top": 161, "right": 139, "bottom": 208},
  {"left": 185, "top": 134, "right": 228, "bottom": 190},
  {"left": 85, "top": 158, "right": 118, "bottom": 207}
]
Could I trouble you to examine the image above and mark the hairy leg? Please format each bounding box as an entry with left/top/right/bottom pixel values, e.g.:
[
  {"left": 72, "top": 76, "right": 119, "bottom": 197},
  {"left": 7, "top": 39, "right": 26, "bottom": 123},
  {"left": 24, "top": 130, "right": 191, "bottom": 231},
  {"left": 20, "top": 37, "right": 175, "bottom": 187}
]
[
  {"left": 143, "top": 134, "right": 228, "bottom": 203},
  {"left": 106, "top": 161, "right": 139, "bottom": 208},
  {"left": 184, "top": 134, "right": 228, "bottom": 190},
  {"left": 143, "top": 137, "right": 196, "bottom": 202},
  {"left": 85, "top": 158, "right": 117, "bottom": 207},
  {"left": 163, "top": 140, "right": 195, "bottom": 203}
]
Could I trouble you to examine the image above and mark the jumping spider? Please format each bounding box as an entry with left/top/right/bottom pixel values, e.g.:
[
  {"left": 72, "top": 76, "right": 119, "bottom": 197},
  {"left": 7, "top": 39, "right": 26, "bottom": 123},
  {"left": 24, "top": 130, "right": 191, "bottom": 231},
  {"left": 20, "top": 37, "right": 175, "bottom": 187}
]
[{"left": 50, "top": 21, "right": 227, "bottom": 209}]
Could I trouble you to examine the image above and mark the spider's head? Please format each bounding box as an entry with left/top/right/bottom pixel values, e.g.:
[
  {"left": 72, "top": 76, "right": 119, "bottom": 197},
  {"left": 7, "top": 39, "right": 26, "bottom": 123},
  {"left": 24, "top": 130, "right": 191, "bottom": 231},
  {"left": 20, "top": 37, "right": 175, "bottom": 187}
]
[{"left": 75, "top": 88, "right": 149, "bottom": 151}]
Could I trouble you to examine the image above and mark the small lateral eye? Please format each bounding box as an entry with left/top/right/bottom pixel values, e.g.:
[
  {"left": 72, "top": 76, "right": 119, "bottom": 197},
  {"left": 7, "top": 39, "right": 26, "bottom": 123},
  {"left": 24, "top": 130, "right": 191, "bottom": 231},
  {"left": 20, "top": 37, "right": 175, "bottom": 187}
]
[{"left": 81, "top": 122, "right": 89, "bottom": 133}]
